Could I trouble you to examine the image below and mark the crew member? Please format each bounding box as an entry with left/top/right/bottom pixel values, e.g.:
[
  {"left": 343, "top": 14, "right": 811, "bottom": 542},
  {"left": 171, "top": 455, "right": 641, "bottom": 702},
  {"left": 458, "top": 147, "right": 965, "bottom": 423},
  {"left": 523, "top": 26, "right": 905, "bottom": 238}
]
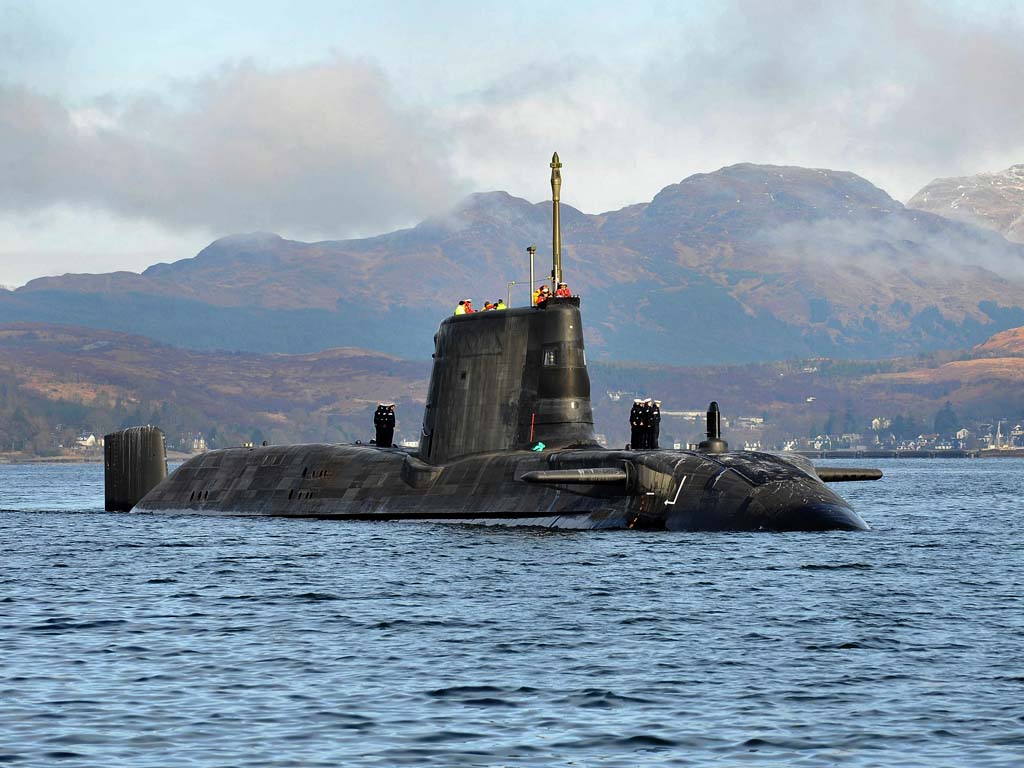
[
  {"left": 629, "top": 398, "right": 643, "bottom": 449},
  {"left": 454, "top": 300, "right": 466, "bottom": 315},
  {"left": 373, "top": 403, "right": 387, "bottom": 445},
  {"left": 535, "top": 285, "right": 552, "bottom": 306},
  {"left": 374, "top": 403, "right": 396, "bottom": 448},
  {"left": 651, "top": 400, "right": 661, "bottom": 449},
  {"left": 464, "top": 299, "right": 476, "bottom": 313},
  {"left": 639, "top": 398, "right": 654, "bottom": 449},
  {"left": 483, "top": 301, "right": 494, "bottom": 311},
  {"left": 496, "top": 299, "right": 507, "bottom": 310},
  {"left": 555, "top": 282, "right": 572, "bottom": 298}
]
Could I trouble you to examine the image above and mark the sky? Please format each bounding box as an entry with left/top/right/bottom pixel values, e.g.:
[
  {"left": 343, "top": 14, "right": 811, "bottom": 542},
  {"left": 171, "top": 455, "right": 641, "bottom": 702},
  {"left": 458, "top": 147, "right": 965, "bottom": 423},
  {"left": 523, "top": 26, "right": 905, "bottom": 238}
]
[{"left": 2, "top": 0, "right": 1023, "bottom": 286}]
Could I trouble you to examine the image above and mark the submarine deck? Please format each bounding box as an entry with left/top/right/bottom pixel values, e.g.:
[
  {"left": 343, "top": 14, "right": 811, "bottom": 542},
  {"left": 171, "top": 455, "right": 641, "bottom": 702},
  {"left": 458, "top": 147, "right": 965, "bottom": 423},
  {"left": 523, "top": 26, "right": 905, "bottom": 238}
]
[{"left": 134, "top": 443, "right": 869, "bottom": 531}]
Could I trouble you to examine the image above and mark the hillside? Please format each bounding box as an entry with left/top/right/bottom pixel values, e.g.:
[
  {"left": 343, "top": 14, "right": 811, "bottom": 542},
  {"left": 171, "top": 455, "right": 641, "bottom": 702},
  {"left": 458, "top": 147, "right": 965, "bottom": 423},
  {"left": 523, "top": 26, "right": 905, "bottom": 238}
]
[
  {"left": 3, "top": 321, "right": 1024, "bottom": 456},
  {"left": 0, "top": 324, "right": 429, "bottom": 454},
  {"left": 4, "top": 164, "right": 1024, "bottom": 365},
  {"left": 908, "top": 165, "right": 1024, "bottom": 244},
  {"left": 971, "top": 326, "right": 1024, "bottom": 358}
]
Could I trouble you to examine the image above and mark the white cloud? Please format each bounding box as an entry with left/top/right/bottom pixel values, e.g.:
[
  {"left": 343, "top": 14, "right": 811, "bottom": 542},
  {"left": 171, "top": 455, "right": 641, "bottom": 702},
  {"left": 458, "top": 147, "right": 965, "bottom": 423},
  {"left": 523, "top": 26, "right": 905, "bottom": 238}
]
[
  {"left": 0, "top": 205, "right": 210, "bottom": 287},
  {"left": 0, "top": 57, "right": 467, "bottom": 235},
  {"left": 448, "top": 0, "right": 1024, "bottom": 210}
]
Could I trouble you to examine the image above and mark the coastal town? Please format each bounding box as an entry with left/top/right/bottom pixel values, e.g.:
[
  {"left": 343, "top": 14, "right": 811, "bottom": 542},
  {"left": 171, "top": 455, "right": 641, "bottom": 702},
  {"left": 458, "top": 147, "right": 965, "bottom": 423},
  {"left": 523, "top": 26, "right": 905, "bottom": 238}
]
[{"left": 8, "top": 403, "right": 1024, "bottom": 464}]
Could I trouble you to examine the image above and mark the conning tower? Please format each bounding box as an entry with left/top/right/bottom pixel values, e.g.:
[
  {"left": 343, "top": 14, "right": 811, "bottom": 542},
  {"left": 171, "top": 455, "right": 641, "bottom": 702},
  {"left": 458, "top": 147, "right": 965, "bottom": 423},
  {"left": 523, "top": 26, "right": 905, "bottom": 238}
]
[
  {"left": 419, "top": 298, "right": 596, "bottom": 463},
  {"left": 419, "top": 152, "right": 595, "bottom": 464}
]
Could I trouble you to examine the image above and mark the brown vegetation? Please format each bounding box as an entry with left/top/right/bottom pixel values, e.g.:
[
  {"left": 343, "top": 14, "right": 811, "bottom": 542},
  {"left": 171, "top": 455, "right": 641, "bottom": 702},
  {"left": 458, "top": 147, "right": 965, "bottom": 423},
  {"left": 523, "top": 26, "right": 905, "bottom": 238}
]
[{"left": 4, "top": 319, "right": 1024, "bottom": 455}]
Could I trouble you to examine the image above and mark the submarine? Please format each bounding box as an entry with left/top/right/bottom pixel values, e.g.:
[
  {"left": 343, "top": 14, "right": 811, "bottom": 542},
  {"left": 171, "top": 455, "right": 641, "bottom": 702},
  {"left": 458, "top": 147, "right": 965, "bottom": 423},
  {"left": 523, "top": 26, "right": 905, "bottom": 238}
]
[{"left": 104, "top": 153, "right": 880, "bottom": 531}]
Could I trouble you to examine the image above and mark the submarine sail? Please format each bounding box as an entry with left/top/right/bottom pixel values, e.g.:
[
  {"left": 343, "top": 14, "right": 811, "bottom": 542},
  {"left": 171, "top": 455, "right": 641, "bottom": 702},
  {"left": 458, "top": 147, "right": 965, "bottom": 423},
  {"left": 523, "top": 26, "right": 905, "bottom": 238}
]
[{"left": 420, "top": 297, "right": 596, "bottom": 463}]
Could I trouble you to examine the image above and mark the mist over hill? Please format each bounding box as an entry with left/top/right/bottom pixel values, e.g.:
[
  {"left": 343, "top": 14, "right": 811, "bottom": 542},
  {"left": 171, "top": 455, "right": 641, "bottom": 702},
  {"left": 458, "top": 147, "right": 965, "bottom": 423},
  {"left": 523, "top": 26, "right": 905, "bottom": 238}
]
[{"left": 4, "top": 164, "right": 1024, "bottom": 365}]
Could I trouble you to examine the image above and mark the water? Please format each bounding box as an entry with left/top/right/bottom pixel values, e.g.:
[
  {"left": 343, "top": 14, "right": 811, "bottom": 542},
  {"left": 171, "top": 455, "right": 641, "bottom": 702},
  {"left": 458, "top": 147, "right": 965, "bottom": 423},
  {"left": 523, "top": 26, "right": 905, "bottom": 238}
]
[{"left": 1, "top": 459, "right": 1022, "bottom": 766}]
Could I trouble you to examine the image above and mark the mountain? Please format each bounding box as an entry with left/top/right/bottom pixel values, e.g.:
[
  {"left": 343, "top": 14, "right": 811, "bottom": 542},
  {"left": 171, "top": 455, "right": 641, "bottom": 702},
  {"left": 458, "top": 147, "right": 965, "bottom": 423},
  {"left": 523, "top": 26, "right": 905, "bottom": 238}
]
[
  {"left": 5, "top": 164, "right": 1024, "bottom": 364},
  {"left": 908, "top": 165, "right": 1024, "bottom": 244}
]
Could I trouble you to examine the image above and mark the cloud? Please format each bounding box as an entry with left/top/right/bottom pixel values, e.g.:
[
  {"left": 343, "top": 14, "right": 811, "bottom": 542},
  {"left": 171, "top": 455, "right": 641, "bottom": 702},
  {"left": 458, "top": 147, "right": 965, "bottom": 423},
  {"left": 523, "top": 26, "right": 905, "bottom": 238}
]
[
  {"left": 3, "top": 0, "right": 1024, "bottom": 247},
  {"left": 0, "top": 205, "right": 209, "bottom": 287},
  {"left": 648, "top": 0, "right": 1024, "bottom": 197},
  {"left": 0, "top": 57, "right": 467, "bottom": 236},
  {"left": 447, "top": 0, "right": 1024, "bottom": 210},
  {"left": 761, "top": 210, "right": 1024, "bottom": 280}
]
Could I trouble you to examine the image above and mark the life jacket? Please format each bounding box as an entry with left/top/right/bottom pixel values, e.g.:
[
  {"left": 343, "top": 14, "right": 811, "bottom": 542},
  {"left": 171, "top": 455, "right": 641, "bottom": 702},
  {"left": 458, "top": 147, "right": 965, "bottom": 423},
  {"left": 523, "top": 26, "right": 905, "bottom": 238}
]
[
  {"left": 496, "top": 300, "right": 507, "bottom": 310},
  {"left": 454, "top": 304, "right": 466, "bottom": 315},
  {"left": 555, "top": 285, "right": 571, "bottom": 298}
]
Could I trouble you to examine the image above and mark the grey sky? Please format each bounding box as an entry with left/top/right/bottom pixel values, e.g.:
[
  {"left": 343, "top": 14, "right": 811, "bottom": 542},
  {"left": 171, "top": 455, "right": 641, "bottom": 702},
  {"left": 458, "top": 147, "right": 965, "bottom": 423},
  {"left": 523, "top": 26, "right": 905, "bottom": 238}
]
[{"left": 1, "top": 0, "right": 1023, "bottom": 286}]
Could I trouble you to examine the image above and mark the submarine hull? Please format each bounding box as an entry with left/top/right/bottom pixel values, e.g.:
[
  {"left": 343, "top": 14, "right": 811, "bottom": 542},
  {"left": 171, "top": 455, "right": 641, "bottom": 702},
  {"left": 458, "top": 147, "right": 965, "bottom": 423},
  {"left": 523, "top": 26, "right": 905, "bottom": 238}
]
[{"left": 133, "top": 444, "right": 868, "bottom": 532}]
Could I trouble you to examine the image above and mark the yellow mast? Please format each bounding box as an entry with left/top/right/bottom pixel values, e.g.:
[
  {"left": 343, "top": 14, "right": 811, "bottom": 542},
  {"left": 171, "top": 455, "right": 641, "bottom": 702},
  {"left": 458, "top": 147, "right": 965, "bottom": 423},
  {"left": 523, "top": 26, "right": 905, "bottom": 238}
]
[{"left": 550, "top": 152, "right": 562, "bottom": 288}]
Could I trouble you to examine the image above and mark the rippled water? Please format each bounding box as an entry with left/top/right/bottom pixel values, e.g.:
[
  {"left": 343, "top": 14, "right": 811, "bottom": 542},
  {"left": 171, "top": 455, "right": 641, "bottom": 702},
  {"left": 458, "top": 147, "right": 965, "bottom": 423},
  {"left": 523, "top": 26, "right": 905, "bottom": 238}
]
[{"left": 1, "top": 459, "right": 1023, "bottom": 766}]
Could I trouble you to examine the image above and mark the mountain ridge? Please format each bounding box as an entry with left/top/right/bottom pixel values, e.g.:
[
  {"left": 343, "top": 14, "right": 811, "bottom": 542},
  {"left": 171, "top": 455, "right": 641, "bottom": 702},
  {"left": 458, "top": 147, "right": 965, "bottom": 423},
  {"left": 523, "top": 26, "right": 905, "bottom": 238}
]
[{"left": 5, "top": 162, "right": 1024, "bottom": 364}]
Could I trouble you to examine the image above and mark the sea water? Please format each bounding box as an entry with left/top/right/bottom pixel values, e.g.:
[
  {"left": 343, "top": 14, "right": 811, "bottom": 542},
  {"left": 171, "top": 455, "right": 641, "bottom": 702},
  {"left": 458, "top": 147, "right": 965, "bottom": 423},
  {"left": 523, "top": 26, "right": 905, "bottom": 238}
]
[{"left": 1, "top": 459, "right": 1022, "bottom": 766}]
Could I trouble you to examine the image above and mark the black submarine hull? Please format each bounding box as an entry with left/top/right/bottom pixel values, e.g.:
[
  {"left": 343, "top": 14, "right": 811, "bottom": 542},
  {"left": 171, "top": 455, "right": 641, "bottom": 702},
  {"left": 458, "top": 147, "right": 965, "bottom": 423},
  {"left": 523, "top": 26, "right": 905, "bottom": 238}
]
[{"left": 134, "top": 443, "right": 869, "bottom": 532}]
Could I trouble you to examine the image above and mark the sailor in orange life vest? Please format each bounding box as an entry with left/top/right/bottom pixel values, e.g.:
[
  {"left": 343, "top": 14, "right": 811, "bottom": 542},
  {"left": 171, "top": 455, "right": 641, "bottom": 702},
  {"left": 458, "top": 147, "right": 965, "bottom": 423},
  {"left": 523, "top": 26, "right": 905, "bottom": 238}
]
[{"left": 555, "top": 282, "right": 572, "bottom": 298}]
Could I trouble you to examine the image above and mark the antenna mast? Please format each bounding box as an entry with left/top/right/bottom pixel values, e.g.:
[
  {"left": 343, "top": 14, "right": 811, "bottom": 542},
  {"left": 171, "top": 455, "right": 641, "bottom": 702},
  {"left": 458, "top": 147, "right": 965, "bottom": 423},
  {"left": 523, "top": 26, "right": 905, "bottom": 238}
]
[{"left": 550, "top": 152, "right": 563, "bottom": 288}]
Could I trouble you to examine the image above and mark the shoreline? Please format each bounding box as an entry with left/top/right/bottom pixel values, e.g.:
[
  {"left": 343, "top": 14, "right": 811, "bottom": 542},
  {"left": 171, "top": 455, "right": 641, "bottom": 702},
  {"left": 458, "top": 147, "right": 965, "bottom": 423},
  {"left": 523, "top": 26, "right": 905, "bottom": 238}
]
[
  {"left": 4, "top": 449, "right": 1024, "bottom": 465},
  {"left": 794, "top": 449, "right": 1024, "bottom": 459},
  {"left": 0, "top": 451, "right": 197, "bottom": 465}
]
